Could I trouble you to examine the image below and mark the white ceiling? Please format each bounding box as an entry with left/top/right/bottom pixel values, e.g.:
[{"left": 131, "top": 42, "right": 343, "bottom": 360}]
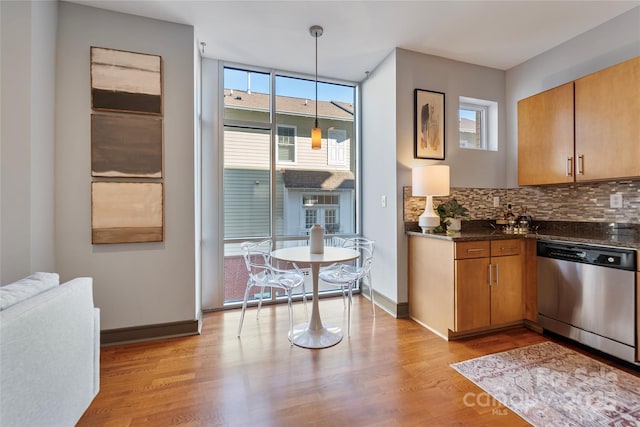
[{"left": 69, "top": 1, "right": 639, "bottom": 82}]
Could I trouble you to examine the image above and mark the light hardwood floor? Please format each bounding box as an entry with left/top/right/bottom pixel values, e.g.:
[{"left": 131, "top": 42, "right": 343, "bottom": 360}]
[{"left": 78, "top": 296, "right": 633, "bottom": 426}]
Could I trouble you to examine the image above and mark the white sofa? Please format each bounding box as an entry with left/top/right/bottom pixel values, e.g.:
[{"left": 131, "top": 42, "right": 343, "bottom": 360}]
[{"left": 0, "top": 273, "right": 100, "bottom": 426}]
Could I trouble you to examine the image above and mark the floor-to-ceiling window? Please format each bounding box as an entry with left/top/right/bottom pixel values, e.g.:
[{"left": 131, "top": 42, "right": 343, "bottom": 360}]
[{"left": 222, "top": 66, "right": 358, "bottom": 306}]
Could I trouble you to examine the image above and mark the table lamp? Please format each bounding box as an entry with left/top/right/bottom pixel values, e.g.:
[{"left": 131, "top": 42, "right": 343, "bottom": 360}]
[{"left": 412, "top": 165, "right": 450, "bottom": 233}]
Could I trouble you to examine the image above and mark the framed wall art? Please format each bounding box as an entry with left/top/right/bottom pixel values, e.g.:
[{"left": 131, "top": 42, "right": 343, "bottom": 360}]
[
  {"left": 414, "top": 89, "right": 445, "bottom": 160},
  {"left": 91, "top": 182, "right": 164, "bottom": 244},
  {"left": 91, "top": 114, "right": 163, "bottom": 178},
  {"left": 90, "top": 46, "right": 163, "bottom": 115}
]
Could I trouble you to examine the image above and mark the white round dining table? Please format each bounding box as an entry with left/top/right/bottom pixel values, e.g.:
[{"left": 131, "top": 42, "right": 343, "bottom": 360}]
[{"left": 270, "top": 246, "right": 359, "bottom": 349}]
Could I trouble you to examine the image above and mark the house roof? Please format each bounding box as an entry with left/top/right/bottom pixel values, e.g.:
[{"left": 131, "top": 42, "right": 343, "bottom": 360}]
[
  {"left": 282, "top": 169, "right": 355, "bottom": 190},
  {"left": 459, "top": 117, "right": 476, "bottom": 133},
  {"left": 224, "top": 89, "right": 354, "bottom": 121}
]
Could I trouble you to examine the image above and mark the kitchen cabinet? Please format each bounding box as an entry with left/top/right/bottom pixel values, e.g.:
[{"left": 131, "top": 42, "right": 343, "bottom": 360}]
[
  {"left": 408, "top": 235, "right": 524, "bottom": 339},
  {"left": 454, "top": 240, "right": 523, "bottom": 332},
  {"left": 574, "top": 56, "right": 640, "bottom": 181},
  {"left": 517, "top": 82, "right": 574, "bottom": 185},
  {"left": 517, "top": 57, "right": 639, "bottom": 185}
]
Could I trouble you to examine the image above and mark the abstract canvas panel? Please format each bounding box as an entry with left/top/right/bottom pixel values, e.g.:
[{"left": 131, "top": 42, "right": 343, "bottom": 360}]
[
  {"left": 414, "top": 89, "right": 445, "bottom": 159},
  {"left": 91, "top": 47, "right": 162, "bottom": 115},
  {"left": 91, "top": 114, "right": 163, "bottom": 178},
  {"left": 92, "top": 182, "right": 164, "bottom": 244}
]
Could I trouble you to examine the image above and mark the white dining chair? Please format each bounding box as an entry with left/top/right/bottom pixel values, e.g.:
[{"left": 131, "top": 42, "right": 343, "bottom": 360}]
[
  {"left": 319, "top": 237, "right": 375, "bottom": 336},
  {"left": 237, "top": 240, "right": 307, "bottom": 344}
]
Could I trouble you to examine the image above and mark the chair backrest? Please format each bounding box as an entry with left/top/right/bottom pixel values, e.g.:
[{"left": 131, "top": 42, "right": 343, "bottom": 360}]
[
  {"left": 343, "top": 237, "right": 374, "bottom": 273},
  {"left": 329, "top": 236, "right": 347, "bottom": 247},
  {"left": 240, "top": 240, "right": 273, "bottom": 280}
]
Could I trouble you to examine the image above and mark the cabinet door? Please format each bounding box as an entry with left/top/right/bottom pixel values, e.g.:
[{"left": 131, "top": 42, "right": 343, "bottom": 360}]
[
  {"left": 575, "top": 57, "right": 640, "bottom": 181},
  {"left": 517, "top": 82, "right": 575, "bottom": 185},
  {"left": 490, "top": 254, "right": 523, "bottom": 325},
  {"left": 455, "top": 257, "right": 490, "bottom": 331}
]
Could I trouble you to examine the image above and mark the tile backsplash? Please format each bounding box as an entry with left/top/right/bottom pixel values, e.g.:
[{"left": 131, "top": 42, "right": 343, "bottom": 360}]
[{"left": 404, "top": 180, "right": 640, "bottom": 224}]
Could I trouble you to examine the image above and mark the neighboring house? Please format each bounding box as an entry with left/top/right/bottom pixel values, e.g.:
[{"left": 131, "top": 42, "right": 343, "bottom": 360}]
[
  {"left": 223, "top": 89, "right": 355, "bottom": 238},
  {"left": 459, "top": 117, "right": 479, "bottom": 149}
]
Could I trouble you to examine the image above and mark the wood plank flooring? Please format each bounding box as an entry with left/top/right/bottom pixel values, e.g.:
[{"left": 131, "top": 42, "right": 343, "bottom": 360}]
[{"left": 78, "top": 296, "right": 634, "bottom": 426}]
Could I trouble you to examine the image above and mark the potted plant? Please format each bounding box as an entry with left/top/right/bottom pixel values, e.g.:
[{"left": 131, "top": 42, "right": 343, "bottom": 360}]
[{"left": 436, "top": 198, "right": 469, "bottom": 232}]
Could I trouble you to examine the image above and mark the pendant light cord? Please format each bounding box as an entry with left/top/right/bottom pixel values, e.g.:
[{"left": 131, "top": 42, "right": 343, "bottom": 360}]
[{"left": 315, "top": 32, "right": 318, "bottom": 128}]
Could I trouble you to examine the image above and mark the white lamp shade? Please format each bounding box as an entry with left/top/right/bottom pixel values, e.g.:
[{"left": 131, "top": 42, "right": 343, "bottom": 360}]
[{"left": 412, "top": 165, "right": 450, "bottom": 196}]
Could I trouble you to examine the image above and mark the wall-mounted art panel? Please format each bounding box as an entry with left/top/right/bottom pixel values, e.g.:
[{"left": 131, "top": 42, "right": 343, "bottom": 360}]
[
  {"left": 92, "top": 182, "right": 164, "bottom": 244},
  {"left": 91, "top": 46, "right": 162, "bottom": 115},
  {"left": 91, "top": 114, "right": 163, "bottom": 178}
]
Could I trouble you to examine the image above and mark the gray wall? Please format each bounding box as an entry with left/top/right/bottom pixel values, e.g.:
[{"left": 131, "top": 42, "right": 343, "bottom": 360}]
[
  {"left": 506, "top": 7, "right": 640, "bottom": 188},
  {"left": 1, "top": 1, "right": 57, "bottom": 283},
  {"left": 55, "top": 2, "right": 197, "bottom": 330},
  {"left": 362, "top": 48, "right": 506, "bottom": 307}
]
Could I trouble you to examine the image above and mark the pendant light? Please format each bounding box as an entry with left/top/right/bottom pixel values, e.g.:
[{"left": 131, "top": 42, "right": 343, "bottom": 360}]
[{"left": 310, "top": 25, "right": 323, "bottom": 150}]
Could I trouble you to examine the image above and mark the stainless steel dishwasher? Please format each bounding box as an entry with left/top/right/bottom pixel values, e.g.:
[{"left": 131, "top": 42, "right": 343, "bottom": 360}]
[{"left": 537, "top": 240, "right": 637, "bottom": 363}]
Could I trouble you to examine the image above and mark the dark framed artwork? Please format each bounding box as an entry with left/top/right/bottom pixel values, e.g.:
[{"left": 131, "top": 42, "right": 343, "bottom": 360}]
[
  {"left": 414, "top": 89, "right": 445, "bottom": 160},
  {"left": 91, "top": 114, "right": 163, "bottom": 178},
  {"left": 90, "top": 46, "right": 163, "bottom": 115},
  {"left": 91, "top": 182, "right": 164, "bottom": 244}
]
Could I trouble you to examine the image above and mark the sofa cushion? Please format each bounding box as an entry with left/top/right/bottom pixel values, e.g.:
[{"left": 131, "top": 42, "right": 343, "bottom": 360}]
[{"left": 0, "top": 272, "right": 60, "bottom": 311}]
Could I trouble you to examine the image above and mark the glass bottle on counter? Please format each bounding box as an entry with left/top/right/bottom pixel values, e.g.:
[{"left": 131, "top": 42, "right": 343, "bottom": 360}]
[{"left": 504, "top": 204, "right": 516, "bottom": 233}]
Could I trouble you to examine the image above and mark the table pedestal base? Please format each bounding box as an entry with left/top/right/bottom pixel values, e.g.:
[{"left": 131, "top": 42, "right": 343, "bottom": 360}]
[{"left": 289, "top": 323, "right": 343, "bottom": 349}]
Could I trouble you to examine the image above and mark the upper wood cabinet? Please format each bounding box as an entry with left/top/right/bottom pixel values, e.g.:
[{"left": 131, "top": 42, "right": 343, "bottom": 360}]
[
  {"left": 517, "top": 57, "right": 639, "bottom": 185},
  {"left": 575, "top": 57, "right": 640, "bottom": 181},
  {"left": 518, "top": 82, "right": 574, "bottom": 185}
]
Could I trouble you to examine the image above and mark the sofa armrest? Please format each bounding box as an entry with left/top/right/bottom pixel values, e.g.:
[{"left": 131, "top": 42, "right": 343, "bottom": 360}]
[{"left": 0, "top": 277, "right": 100, "bottom": 427}]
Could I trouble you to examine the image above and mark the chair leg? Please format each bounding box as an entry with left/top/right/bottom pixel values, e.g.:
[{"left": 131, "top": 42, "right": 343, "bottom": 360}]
[
  {"left": 341, "top": 285, "right": 347, "bottom": 308},
  {"left": 256, "top": 285, "right": 266, "bottom": 318},
  {"left": 237, "top": 284, "right": 252, "bottom": 337},
  {"left": 301, "top": 282, "right": 309, "bottom": 321},
  {"left": 347, "top": 281, "right": 354, "bottom": 337},
  {"left": 287, "top": 291, "right": 294, "bottom": 346}
]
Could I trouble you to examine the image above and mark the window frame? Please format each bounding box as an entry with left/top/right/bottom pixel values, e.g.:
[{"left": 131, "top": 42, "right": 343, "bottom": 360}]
[
  {"left": 219, "top": 63, "right": 361, "bottom": 309},
  {"left": 276, "top": 124, "right": 297, "bottom": 164},
  {"left": 458, "top": 96, "right": 498, "bottom": 152}
]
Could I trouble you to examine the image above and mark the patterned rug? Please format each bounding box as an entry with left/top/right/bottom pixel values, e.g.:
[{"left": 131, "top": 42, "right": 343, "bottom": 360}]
[{"left": 451, "top": 341, "right": 640, "bottom": 426}]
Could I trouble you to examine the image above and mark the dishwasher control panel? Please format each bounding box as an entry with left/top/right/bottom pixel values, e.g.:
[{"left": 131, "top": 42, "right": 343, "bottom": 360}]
[{"left": 537, "top": 240, "right": 636, "bottom": 271}]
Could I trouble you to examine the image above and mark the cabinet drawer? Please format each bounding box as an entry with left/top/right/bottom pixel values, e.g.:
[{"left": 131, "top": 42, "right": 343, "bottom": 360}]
[
  {"left": 455, "top": 241, "right": 490, "bottom": 259},
  {"left": 491, "top": 240, "right": 521, "bottom": 257}
]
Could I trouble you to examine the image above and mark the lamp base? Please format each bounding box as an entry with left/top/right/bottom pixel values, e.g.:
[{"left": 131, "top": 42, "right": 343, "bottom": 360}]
[
  {"left": 418, "top": 214, "right": 440, "bottom": 233},
  {"left": 418, "top": 195, "right": 441, "bottom": 233}
]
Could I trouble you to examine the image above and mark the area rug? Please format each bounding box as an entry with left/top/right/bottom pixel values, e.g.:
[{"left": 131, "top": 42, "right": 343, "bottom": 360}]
[{"left": 451, "top": 341, "right": 640, "bottom": 426}]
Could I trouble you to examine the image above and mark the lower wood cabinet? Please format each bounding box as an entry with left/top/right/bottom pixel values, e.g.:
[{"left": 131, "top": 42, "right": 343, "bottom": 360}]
[
  {"left": 408, "top": 236, "right": 525, "bottom": 339},
  {"left": 454, "top": 240, "right": 523, "bottom": 333}
]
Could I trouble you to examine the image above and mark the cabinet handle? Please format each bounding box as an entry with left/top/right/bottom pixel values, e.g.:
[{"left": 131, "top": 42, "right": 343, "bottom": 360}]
[
  {"left": 494, "top": 264, "right": 499, "bottom": 285},
  {"left": 488, "top": 264, "right": 492, "bottom": 285},
  {"left": 566, "top": 156, "right": 573, "bottom": 176},
  {"left": 466, "top": 248, "right": 486, "bottom": 253},
  {"left": 578, "top": 155, "right": 584, "bottom": 175},
  {"left": 500, "top": 246, "right": 517, "bottom": 251}
]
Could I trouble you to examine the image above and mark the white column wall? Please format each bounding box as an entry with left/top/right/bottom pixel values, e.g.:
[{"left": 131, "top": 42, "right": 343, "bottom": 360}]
[{"left": 1, "top": 1, "right": 56, "bottom": 283}]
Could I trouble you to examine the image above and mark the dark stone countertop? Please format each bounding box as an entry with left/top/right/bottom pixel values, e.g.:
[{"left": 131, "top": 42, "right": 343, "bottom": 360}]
[{"left": 406, "top": 220, "right": 640, "bottom": 249}]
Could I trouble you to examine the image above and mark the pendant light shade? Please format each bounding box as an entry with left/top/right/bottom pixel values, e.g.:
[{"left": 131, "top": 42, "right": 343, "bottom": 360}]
[
  {"left": 311, "top": 127, "right": 322, "bottom": 149},
  {"left": 310, "top": 25, "right": 323, "bottom": 150}
]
